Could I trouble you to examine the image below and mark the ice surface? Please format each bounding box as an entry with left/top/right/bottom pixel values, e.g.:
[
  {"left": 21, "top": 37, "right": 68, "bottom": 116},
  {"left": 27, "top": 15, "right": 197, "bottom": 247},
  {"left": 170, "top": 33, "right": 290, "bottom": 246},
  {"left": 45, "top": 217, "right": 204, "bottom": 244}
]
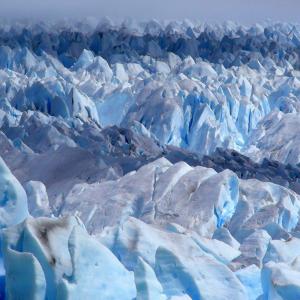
[
  {"left": 134, "top": 257, "right": 166, "bottom": 300},
  {"left": 1, "top": 21, "right": 300, "bottom": 164},
  {"left": 262, "top": 260, "right": 300, "bottom": 300},
  {"left": 235, "top": 264, "right": 263, "bottom": 300},
  {"left": 100, "top": 217, "right": 247, "bottom": 300},
  {"left": 0, "top": 156, "right": 28, "bottom": 229},
  {"left": 0, "top": 19, "right": 300, "bottom": 299},
  {"left": 1, "top": 216, "right": 136, "bottom": 300},
  {"left": 24, "top": 181, "right": 50, "bottom": 217}
]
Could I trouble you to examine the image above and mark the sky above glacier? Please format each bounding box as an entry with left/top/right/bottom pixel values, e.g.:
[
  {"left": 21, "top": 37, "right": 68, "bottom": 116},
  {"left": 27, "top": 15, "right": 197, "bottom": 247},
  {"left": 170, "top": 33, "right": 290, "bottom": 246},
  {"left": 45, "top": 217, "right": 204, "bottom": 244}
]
[{"left": 0, "top": 0, "right": 299, "bottom": 23}]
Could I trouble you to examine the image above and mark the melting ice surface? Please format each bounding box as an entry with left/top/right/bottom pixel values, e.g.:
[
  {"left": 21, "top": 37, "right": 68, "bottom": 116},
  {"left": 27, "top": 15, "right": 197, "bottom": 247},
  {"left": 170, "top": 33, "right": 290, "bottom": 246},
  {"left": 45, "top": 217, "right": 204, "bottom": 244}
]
[{"left": 0, "top": 19, "right": 300, "bottom": 299}]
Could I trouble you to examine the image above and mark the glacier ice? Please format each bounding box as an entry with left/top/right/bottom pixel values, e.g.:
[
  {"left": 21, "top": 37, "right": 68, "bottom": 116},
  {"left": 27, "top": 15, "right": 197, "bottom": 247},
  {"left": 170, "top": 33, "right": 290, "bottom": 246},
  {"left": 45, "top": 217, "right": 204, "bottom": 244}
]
[
  {"left": 134, "top": 257, "right": 166, "bottom": 300},
  {"left": 0, "top": 156, "right": 28, "bottom": 229},
  {"left": 1, "top": 216, "right": 136, "bottom": 300},
  {"left": 1, "top": 142, "right": 300, "bottom": 299},
  {"left": 24, "top": 181, "right": 50, "bottom": 217},
  {"left": 234, "top": 229, "right": 271, "bottom": 267},
  {"left": 235, "top": 264, "right": 263, "bottom": 300},
  {"left": 263, "top": 238, "right": 300, "bottom": 264},
  {"left": 0, "top": 19, "right": 300, "bottom": 299},
  {"left": 0, "top": 21, "right": 300, "bottom": 164},
  {"left": 262, "top": 260, "right": 300, "bottom": 300},
  {"left": 212, "top": 227, "right": 240, "bottom": 249},
  {"left": 100, "top": 217, "right": 247, "bottom": 300}
]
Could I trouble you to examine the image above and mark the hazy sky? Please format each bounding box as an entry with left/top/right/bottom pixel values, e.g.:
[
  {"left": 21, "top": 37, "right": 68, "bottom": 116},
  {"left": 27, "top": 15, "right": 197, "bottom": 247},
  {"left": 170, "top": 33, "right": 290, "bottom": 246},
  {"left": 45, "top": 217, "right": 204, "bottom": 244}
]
[{"left": 0, "top": 0, "right": 300, "bottom": 23}]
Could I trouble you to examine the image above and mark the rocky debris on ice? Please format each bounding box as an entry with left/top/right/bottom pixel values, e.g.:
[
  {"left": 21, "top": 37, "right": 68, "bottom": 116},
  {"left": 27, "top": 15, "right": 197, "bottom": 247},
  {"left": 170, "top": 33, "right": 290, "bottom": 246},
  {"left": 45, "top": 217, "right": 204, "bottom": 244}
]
[
  {"left": 3, "top": 108, "right": 300, "bottom": 199},
  {"left": 200, "top": 148, "right": 300, "bottom": 194}
]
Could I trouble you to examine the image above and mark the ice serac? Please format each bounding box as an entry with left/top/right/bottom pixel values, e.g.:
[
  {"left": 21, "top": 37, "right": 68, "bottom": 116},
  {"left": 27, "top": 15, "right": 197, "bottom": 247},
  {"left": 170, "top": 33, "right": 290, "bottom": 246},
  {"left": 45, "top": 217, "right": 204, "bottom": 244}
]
[
  {"left": 263, "top": 237, "right": 300, "bottom": 264},
  {"left": 2, "top": 20, "right": 300, "bottom": 299},
  {"left": 134, "top": 257, "right": 166, "bottom": 300},
  {"left": 1, "top": 216, "right": 136, "bottom": 300},
  {"left": 101, "top": 217, "right": 247, "bottom": 300},
  {"left": 60, "top": 159, "right": 240, "bottom": 238},
  {"left": 24, "top": 181, "right": 50, "bottom": 217},
  {"left": 3, "top": 245, "right": 46, "bottom": 300},
  {"left": 2, "top": 22, "right": 300, "bottom": 164},
  {"left": 69, "top": 88, "right": 100, "bottom": 125},
  {"left": 229, "top": 178, "right": 300, "bottom": 242},
  {"left": 235, "top": 265, "right": 263, "bottom": 300},
  {"left": 188, "top": 169, "right": 239, "bottom": 237},
  {"left": 262, "top": 260, "right": 300, "bottom": 300},
  {"left": 0, "top": 156, "right": 28, "bottom": 229},
  {"left": 212, "top": 227, "right": 240, "bottom": 250},
  {"left": 245, "top": 111, "right": 300, "bottom": 165},
  {"left": 235, "top": 229, "right": 271, "bottom": 267}
]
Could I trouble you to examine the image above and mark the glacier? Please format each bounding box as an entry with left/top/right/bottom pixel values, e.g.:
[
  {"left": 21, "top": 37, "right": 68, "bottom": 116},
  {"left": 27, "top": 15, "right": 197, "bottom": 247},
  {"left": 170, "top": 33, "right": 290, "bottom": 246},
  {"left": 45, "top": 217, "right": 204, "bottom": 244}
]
[
  {"left": 1, "top": 21, "right": 300, "bottom": 163},
  {"left": 0, "top": 19, "right": 300, "bottom": 299}
]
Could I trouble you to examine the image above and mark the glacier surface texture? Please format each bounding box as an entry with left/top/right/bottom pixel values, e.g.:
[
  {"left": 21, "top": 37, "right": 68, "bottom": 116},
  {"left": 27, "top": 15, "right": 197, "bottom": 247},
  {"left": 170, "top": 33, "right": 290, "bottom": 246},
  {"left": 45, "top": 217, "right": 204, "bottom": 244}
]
[{"left": 0, "top": 19, "right": 300, "bottom": 299}]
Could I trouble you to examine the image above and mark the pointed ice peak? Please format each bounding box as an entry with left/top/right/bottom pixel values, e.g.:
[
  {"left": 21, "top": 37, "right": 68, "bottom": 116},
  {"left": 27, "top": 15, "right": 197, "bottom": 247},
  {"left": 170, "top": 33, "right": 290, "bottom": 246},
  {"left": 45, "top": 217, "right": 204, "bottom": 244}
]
[
  {"left": 72, "top": 49, "right": 95, "bottom": 70},
  {"left": 13, "top": 47, "right": 38, "bottom": 71},
  {"left": 70, "top": 87, "right": 100, "bottom": 124},
  {"left": 144, "top": 19, "right": 163, "bottom": 36}
]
